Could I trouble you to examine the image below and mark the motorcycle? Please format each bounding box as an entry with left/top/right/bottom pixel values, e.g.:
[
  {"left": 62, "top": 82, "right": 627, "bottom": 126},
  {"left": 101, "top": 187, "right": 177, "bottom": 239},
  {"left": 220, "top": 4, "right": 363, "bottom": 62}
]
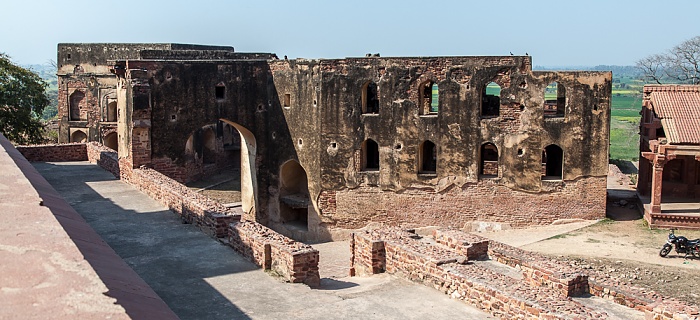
[{"left": 659, "top": 229, "right": 700, "bottom": 258}]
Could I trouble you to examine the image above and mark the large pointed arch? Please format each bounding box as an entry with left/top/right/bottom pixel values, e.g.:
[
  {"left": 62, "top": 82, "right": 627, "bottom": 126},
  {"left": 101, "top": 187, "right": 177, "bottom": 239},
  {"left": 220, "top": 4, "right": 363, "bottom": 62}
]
[{"left": 220, "top": 118, "right": 258, "bottom": 218}]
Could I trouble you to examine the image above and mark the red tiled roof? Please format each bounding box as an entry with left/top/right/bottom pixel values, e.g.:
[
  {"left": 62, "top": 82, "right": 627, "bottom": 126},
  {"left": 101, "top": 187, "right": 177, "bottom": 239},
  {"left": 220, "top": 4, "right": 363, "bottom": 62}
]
[{"left": 646, "top": 85, "right": 700, "bottom": 144}]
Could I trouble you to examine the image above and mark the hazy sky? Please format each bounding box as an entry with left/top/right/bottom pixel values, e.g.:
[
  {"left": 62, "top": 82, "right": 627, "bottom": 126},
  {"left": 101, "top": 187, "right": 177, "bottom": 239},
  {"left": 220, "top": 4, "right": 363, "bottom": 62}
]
[{"left": 2, "top": 0, "right": 699, "bottom": 66}]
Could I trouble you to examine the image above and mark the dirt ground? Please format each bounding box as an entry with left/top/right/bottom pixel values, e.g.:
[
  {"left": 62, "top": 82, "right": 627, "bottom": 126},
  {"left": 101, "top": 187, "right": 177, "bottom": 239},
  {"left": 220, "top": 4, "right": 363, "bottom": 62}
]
[
  {"left": 482, "top": 199, "right": 700, "bottom": 307},
  {"left": 480, "top": 162, "right": 700, "bottom": 307}
]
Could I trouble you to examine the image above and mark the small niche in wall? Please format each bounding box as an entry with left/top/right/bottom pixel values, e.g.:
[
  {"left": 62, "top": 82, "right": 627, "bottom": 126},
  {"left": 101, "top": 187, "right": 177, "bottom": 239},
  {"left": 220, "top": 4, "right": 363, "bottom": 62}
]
[
  {"left": 215, "top": 85, "right": 226, "bottom": 100},
  {"left": 284, "top": 94, "right": 291, "bottom": 108}
]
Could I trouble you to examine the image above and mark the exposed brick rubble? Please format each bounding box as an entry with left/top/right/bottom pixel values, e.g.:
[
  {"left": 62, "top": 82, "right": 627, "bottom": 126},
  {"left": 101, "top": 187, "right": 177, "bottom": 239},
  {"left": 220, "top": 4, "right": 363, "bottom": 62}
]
[
  {"left": 228, "top": 220, "right": 320, "bottom": 287},
  {"left": 351, "top": 225, "right": 700, "bottom": 320},
  {"left": 19, "top": 143, "right": 320, "bottom": 288},
  {"left": 17, "top": 143, "right": 87, "bottom": 162},
  {"left": 487, "top": 239, "right": 589, "bottom": 297}
]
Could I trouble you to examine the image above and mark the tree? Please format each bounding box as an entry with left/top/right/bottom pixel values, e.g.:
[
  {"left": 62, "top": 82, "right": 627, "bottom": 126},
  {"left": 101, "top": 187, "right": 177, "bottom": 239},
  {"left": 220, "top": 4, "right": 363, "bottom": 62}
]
[
  {"left": 0, "top": 53, "right": 49, "bottom": 144},
  {"left": 637, "top": 36, "right": 700, "bottom": 84}
]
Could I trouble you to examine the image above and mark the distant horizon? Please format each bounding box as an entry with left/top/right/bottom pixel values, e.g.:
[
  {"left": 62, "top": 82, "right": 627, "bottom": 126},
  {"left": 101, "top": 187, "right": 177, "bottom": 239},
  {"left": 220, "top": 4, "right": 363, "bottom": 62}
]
[
  {"left": 17, "top": 60, "right": 641, "bottom": 70},
  {"left": 3, "top": 0, "right": 699, "bottom": 66}
]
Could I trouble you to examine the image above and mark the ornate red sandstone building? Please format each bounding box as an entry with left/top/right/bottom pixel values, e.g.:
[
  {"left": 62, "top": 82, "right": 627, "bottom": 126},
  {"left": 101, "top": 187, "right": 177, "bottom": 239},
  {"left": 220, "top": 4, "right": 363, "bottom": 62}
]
[
  {"left": 638, "top": 85, "right": 700, "bottom": 228},
  {"left": 56, "top": 43, "right": 611, "bottom": 241}
]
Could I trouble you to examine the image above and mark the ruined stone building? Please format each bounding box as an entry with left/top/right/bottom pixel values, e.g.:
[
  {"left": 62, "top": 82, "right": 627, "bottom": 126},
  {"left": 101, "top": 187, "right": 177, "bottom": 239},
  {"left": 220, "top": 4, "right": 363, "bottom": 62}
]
[
  {"left": 638, "top": 85, "right": 700, "bottom": 228},
  {"left": 57, "top": 43, "right": 611, "bottom": 242}
]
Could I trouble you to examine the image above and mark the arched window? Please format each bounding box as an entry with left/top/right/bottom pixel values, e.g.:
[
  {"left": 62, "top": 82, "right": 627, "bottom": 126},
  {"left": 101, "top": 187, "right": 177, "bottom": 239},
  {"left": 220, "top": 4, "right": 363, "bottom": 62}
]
[
  {"left": 482, "top": 82, "right": 500, "bottom": 117},
  {"left": 542, "top": 144, "right": 563, "bottom": 180},
  {"left": 480, "top": 143, "right": 498, "bottom": 177},
  {"left": 419, "top": 140, "right": 437, "bottom": 173},
  {"left": 544, "top": 82, "right": 566, "bottom": 118},
  {"left": 106, "top": 101, "right": 117, "bottom": 122},
  {"left": 104, "top": 132, "right": 118, "bottom": 151},
  {"left": 419, "top": 81, "right": 439, "bottom": 115},
  {"left": 69, "top": 90, "right": 84, "bottom": 121},
  {"left": 362, "top": 81, "right": 379, "bottom": 114},
  {"left": 361, "top": 139, "right": 379, "bottom": 171},
  {"left": 70, "top": 130, "right": 87, "bottom": 143}
]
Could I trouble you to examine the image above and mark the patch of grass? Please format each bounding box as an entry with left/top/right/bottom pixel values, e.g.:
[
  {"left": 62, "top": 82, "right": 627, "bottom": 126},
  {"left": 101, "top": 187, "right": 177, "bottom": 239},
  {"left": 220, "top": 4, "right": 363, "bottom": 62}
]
[
  {"left": 597, "top": 218, "right": 616, "bottom": 225},
  {"left": 611, "top": 109, "right": 641, "bottom": 117},
  {"left": 545, "top": 233, "right": 569, "bottom": 240},
  {"left": 585, "top": 238, "right": 601, "bottom": 243},
  {"left": 610, "top": 118, "right": 639, "bottom": 161},
  {"left": 616, "top": 116, "right": 640, "bottom": 124}
]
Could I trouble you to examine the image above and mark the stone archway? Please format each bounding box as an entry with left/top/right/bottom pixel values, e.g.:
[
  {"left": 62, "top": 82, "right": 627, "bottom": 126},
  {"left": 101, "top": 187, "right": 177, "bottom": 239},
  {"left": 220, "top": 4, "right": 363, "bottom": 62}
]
[{"left": 219, "top": 118, "right": 258, "bottom": 219}]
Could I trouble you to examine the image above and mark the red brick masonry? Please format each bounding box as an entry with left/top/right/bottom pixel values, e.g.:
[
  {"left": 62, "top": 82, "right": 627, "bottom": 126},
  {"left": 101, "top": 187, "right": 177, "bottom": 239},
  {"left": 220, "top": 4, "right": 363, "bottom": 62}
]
[
  {"left": 17, "top": 143, "right": 87, "bottom": 162},
  {"left": 350, "top": 226, "right": 700, "bottom": 320},
  {"left": 17, "top": 143, "right": 321, "bottom": 288},
  {"left": 228, "top": 221, "right": 320, "bottom": 287}
]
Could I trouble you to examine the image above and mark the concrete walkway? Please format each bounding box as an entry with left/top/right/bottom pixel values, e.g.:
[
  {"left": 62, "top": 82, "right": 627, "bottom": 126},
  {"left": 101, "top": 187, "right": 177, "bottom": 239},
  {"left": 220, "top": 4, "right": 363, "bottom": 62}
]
[{"left": 34, "top": 161, "right": 491, "bottom": 320}]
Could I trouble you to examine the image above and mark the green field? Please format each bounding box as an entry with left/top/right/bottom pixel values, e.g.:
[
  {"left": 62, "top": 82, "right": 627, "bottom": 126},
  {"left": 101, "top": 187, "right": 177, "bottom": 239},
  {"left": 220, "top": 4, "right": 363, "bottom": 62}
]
[
  {"left": 610, "top": 117, "right": 639, "bottom": 160},
  {"left": 610, "top": 93, "right": 642, "bottom": 160}
]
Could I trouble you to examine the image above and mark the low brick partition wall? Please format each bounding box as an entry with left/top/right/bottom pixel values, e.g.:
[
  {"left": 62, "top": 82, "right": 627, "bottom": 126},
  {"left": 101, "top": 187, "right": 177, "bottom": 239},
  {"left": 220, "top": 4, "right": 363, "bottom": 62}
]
[
  {"left": 16, "top": 143, "right": 87, "bottom": 162},
  {"left": 126, "top": 166, "right": 241, "bottom": 238},
  {"left": 487, "top": 239, "right": 588, "bottom": 297},
  {"left": 351, "top": 226, "right": 700, "bottom": 319},
  {"left": 432, "top": 228, "right": 489, "bottom": 260},
  {"left": 350, "top": 227, "right": 604, "bottom": 318},
  {"left": 85, "top": 142, "right": 120, "bottom": 178},
  {"left": 16, "top": 141, "right": 322, "bottom": 288},
  {"left": 228, "top": 220, "right": 320, "bottom": 287}
]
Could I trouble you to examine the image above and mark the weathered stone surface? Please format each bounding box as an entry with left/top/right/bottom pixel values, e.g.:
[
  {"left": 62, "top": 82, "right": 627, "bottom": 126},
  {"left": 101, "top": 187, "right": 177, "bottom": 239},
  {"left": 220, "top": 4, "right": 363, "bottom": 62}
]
[{"left": 56, "top": 43, "right": 611, "bottom": 242}]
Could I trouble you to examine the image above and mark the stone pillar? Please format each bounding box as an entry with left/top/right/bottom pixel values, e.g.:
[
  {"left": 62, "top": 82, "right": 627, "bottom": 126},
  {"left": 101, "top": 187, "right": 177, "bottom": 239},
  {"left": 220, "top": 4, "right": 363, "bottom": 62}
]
[{"left": 650, "top": 155, "right": 666, "bottom": 214}]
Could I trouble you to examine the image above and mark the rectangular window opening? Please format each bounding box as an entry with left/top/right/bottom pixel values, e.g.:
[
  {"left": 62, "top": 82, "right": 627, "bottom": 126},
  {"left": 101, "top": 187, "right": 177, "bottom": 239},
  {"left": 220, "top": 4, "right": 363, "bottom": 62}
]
[
  {"left": 284, "top": 93, "right": 291, "bottom": 107},
  {"left": 215, "top": 86, "right": 225, "bottom": 100}
]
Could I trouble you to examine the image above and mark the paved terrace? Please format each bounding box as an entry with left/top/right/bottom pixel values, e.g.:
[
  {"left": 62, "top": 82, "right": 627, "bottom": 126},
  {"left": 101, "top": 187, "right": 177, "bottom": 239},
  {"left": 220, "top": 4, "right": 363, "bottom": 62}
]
[
  {"left": 0, "top": 137, "right": 177, "bottom": 320},
  {"left": 18, "top": 158, "right": 491, "bottom": 319}
]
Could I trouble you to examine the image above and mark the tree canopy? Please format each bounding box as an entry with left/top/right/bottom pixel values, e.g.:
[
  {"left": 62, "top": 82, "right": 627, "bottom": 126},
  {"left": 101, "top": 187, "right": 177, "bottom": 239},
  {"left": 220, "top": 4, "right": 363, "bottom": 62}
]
[
  {"left": 637, "top": 36, "right": 700, "bottom": 85},
  {"left": 0, "top": 53, "right": 49, "bottom": 144}
]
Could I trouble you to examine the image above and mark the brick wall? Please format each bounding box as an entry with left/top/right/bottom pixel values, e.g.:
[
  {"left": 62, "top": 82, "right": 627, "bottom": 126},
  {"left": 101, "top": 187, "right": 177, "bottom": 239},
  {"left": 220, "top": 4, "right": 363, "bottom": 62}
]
[
  {"left": 322, "top": 176, "right": 606, "bottom": 230},
  {"left": 350, "top": 226, "right": 700, "bottom": 319},
  {"left": 486, "top": 238, "right": 588, "bottom": 297},
  {"left": 15, "top": 142, "right": 321, "bottom": 287},
  {"left": 125, "top": 166, "right": 240, "bottom": 238},
  {"left": 16, "top": 143, "right": 87, "bottom": 162},
  {"left": 350, "top": 227, "right": 605, "bottom": 319},
  {"left": 86, "top": 142, "right": 120, "bottom": 178},
  {"left": 228, "top": 220, "right": 320, "bottom": 287}
]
